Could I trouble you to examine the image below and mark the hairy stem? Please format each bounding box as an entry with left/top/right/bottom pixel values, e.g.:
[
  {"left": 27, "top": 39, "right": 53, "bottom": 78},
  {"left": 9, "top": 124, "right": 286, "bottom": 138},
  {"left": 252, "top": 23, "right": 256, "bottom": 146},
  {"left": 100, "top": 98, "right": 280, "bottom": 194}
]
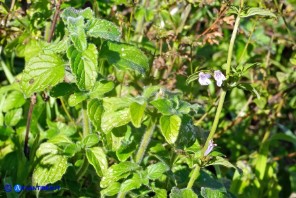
[
  {"left": 135, "top": 117, "right": 156, "bottom": 164},
  {"left": 82, "top": 101, "right": 91, "bottom": 137}
]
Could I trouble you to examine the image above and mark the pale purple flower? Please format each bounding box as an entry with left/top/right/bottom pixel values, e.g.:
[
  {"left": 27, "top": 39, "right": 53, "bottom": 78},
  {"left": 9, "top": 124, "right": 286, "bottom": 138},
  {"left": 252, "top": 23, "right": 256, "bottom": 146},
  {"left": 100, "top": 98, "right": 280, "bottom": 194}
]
[
  {"left": 198, "top": 72, "right": 211, "bottom": 86},
  {"left": 204, "top": 139, "right": 217, "bottom": 156},
  {"left": 214, "top": 70, "right": 226, "bottom": 87}
]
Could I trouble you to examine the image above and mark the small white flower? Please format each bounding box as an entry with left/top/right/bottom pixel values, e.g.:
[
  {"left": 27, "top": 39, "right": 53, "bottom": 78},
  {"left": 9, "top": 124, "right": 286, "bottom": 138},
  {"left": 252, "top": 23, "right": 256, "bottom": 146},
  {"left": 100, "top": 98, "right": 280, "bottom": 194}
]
[
  {"left": 198, "top": 72, "right": 211, "bottom": 86},
  {"left": 214, "top": 70, "right": 226, "bottom": 87},
  {"left": 204, "top": 139, "right": 217, "bottom": 156}
]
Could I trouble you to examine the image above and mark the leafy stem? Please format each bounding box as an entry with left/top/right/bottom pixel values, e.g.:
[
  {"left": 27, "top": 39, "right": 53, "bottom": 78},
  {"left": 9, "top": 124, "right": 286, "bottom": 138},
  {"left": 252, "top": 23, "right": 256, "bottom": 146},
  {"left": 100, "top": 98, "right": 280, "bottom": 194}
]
[{"left": 187, "top": 8, "right": 242, "bottom": 189}]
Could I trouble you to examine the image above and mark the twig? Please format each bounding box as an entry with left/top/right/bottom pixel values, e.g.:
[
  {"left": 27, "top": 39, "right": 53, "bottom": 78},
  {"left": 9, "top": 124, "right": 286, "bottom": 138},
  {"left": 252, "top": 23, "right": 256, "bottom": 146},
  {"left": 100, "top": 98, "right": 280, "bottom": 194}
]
[
  {"left": 24, "top": 0, "right": 62, "bottom": 159},
  {"left": 47, "top": 0, "right": 62, "bottom": 43},
  {"left": 24, "top": 93, "right": 37, "bottom": 159}
]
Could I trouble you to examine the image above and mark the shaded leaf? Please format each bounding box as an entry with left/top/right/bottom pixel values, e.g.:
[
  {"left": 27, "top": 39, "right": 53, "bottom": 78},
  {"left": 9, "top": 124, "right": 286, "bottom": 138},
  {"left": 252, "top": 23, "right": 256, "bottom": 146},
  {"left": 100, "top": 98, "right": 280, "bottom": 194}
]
[{"left": 100, "top": 41, "right": 149, "bottom": 74}]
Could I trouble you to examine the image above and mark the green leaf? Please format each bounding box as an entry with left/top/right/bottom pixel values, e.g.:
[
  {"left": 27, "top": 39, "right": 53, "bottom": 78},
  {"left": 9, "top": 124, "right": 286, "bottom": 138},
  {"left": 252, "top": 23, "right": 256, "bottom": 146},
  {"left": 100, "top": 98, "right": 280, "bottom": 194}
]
[
  {"left": 2, "top": 91, "right": 25, "bottom": 112},
  {"left": 101, "top": 162, "right": 139, "bottom": 188},
  {"left": 170, "top": 187, "right": 198, "bottom": 198},
  {"left": 130, "top": 102, "right": 146, "bottom": 128},
  {"left": 68, "top": 92, "right": 88, "bottom": 107},
  {"left": 119, "top": 173, "right": 142, "bottom": 193},
  {"left": 43, "top": 37, "right": 69, "bottom": 54},
  {"left": 100, "top": 41, "right": 149, "bottom": 74},
  {"left": 151, "top": 99, "right": 174, "bottom": 115},
  {"left": 237, "top": 83, "right": 260, "bottom": 99},
  {"left": 200, "top": 187, "right": 226, "bottom": 198},
  {"left": 206, "top": 156, "right": 238, "bottom": 170},
  {"left": 103, "top": 97, "right": 134, "bottom": 112},
  {"left": 86, "top": 147, "right": 108, "bottom": 177},
  {"left": 48, "top": 134, "right": 73, "bottom": 146},
  {"left": 87, "top": 99, "right": 103, "bottom": 131},
  {"left": 147, "top": 162, "right": 169, "bottom": 180},
  {"left": 89, "top": 81, "right": 114, "bottom": 98},
  {"left": 20, "top": 52, "right": 65, "bottom": 97},
  {"left": 86, "top": 18, "right": 121, "bottom": 41},
  {"left": 33, "top": 143, "right": 68, "bottom": 186},
  {"left": 61, "top": 7, "right": 93, "bottom": 21},
  {"left": 241, "top": 7, "right": 277, "bottom": 18},
  {"left": 142, "top": 85, "right": 160, "bottom": 99},
  {"left": 36, "top": 143, "right": 59, "bottom": 157},
  {"left": 82, "top": 134, "right": 99, "bottom": 148},
  {"left": 50, "top": 83, "right": 79, "bottom": 97},
  {"left": 33, "top": 154, "right": 68, "bottom": 186},
  {"left": 160, "top": 115, "right": 181, "bottom": 144},
  {"left": 4, "top": 108, "right": 22, "bottom": 127},
  {"left": 101, "top": 182, "right": 121, "bottom": 196},
  {"left": 67, "top": 44, "right": 98, "bottom": 90},
  {"left": 67, "top": 16, "right": 87, "bottom": 51},
  {"left": 101, "top": 108, "right": 131, "bottom": 133}
]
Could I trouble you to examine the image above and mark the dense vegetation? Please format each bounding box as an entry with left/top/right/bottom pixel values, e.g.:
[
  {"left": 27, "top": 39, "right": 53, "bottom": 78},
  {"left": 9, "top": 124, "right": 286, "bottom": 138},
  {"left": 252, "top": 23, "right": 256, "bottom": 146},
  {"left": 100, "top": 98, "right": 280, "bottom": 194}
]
[{"left": 0, "top": 0, "right": 295, "bottom": 197}]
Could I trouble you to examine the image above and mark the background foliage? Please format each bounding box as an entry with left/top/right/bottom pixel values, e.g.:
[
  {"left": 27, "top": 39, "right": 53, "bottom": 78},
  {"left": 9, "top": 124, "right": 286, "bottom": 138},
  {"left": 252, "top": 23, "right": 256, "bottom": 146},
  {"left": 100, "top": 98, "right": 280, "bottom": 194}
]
[{"left": 0, "top": 0, "right": 296, "bottom": 197}]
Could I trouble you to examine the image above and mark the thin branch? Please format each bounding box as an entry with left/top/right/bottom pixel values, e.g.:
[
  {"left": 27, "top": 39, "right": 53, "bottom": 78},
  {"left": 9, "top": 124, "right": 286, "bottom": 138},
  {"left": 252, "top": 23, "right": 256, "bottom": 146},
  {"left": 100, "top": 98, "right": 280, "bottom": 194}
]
[{"left": 24, "top": 93, "right": 37, "bottom": 159}]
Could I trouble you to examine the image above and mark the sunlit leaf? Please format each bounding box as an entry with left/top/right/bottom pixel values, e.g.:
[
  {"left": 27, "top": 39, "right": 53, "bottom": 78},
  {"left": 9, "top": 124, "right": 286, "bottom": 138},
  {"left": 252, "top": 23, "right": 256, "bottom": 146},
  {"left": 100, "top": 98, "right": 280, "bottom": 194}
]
[
  {"left": 20, "top": 52, "right": 65, "bottom": 97},
  {"left": 86, "top": 18, "right": 121, "bottom": 41},
  {"left": 86, "top": 147, "right": 108, "bottom": 177},
  {"left": 67, "top": 44, "right": 98, "bottom": 90}
]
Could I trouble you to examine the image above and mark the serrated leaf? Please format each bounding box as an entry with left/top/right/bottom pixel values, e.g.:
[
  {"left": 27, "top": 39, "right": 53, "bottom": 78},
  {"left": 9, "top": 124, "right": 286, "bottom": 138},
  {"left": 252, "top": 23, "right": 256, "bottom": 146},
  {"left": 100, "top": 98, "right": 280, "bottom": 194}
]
[
  {"left": 206, "top": 156, "right": 238, "bottom": 170},
  {"left": 61, "top": 7, "right": 93, "bottom": 21},
  {"left": 87, "top": 99, "right": 103, "bottom": 131},
  {"left": 147, "top": 162, "right": 169, "bottom": 180},
  {"left": 130, "top": 102, "right": 146, "bottom": 128},
  {"left": 67, "top": 44, "right": 98, "bottom": 90},
  {"left": 86, "top": 18, "right": 121, "bottom": 41},
  {"left": 119, "top": 173, "right": 142, "bottom": 193},
  {"left": 36, "top": 143, "right": 59, "bottom": 157},
  {"left": 241, "top": 7, "right": 276, "bottom": 18},
  {"left": 101, "top": 182, "right": 121, "bottom": 196},
  {"left": 100, "top": 41, "right": 149, "bottom": 74},
  {"left": 101, "top": 108, "right": 131, "bottom": 133},
  {"left": 2, "top": 91, "right": 25, "bottom": 112},
  {"left": 20, "top": 52, "right": 65, "bottom": 97},
  {"left": 68, "top": 92, "right": 88, "bottom": 107},
  {"left": 151, "top": 99, "right": 174, "bottom": 115},
  {"left": 82, "top": 134, "right": 99, "bottom": 148},
  {"left": 33, "top": 154, "right": 68, "bottom": 186},
  {"left": 43, "top": 37, "right": 69, "bottom": 53},
  {"left": 160, "top": 115, "right": 181, "bottom": 144},
  {"left": 101, "top": 162, "right": 139, "bottom": 188},
  {"left": 48, "top": 134, "right": 73, "bottom": 146},
  {"left": 67, "top": 16, "right": 87, "bottom": 51},
  {"left": 200, "top": 187, "right": 226, "bottom": 198},
  {"left": 89, "top": 81, "right": 114, "bottom": 98},
  {"left": 142, "top": 85, "right": 160, "bottom": 99},
  {"left": 86, "top": 147, "right": 108, "bottom": 177},
  {"left": 170, "top": 187, "right": 198, "bottom": 198}
]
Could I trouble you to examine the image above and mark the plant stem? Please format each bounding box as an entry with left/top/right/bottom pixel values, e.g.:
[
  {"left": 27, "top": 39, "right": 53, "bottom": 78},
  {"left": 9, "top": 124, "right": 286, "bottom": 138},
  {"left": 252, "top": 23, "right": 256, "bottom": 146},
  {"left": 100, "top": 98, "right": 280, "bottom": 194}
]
[
  {"left": 187, "top": 8, "right": 241, "bottom": 189},
  {"left": 82, "top": 101, "right": 91, "bottom": 137},
  {"left": 77, "top": 156, "right": 89, "bottom": 181},
  {"left": 135, "top": 117, "right": 156, "bottom": 164}
]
